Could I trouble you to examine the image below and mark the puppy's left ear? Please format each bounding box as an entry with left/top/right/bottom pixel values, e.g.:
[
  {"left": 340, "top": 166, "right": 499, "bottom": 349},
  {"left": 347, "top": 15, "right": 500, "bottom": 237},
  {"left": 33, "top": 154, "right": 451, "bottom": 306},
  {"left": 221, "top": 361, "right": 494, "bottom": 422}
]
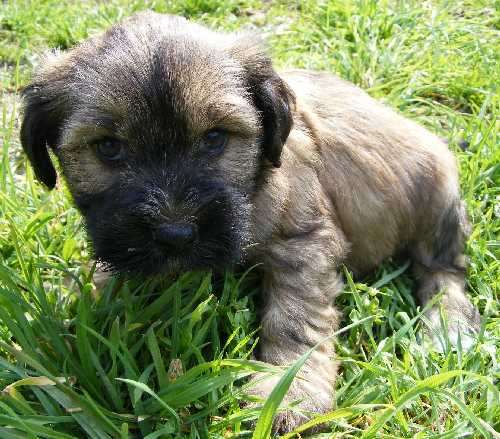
[
  {"left": 20, "top": 50, "right": 73, "bottom": 189},
  {"left": 20, "top": 82, "right": 65, "bottom": 189},
  {"left": 230, "top": 38, "right": 295, "bottom": 167}
]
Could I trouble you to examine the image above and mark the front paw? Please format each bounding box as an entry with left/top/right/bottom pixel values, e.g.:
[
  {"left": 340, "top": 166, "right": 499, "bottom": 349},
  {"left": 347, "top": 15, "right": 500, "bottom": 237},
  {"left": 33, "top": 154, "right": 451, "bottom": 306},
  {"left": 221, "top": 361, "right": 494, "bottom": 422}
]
[{"left": 246, "top": 372, "right": 333, "bottom": 434}]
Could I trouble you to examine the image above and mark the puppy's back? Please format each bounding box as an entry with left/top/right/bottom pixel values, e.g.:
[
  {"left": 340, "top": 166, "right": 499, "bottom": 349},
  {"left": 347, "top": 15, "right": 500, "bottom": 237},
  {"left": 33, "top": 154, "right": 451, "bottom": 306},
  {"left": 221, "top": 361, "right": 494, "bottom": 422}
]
[{"left": 282, "top": 70, "right": 459, "bottom": 273}]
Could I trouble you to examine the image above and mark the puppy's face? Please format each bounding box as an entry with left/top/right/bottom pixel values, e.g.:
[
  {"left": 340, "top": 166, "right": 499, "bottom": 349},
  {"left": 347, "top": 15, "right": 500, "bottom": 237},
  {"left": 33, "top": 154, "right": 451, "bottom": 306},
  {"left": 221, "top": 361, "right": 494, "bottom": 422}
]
[{"left": 21, "top": 12, "right": 294, "bottom": 275}]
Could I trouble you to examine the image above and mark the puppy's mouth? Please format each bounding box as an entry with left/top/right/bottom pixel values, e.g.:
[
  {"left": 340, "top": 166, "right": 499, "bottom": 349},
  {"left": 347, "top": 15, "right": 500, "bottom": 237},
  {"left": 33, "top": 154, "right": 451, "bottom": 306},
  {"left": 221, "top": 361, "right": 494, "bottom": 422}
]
[{"left": 84, "top": 187, "right": 251, "bottom": 276}]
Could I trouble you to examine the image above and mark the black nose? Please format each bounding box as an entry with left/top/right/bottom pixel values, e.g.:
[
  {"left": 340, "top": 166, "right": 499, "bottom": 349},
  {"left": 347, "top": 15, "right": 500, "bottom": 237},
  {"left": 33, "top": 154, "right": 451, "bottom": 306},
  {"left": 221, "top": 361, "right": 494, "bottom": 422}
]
[{"left": 154, "top": 223, "right": 198, "bottom": 249}]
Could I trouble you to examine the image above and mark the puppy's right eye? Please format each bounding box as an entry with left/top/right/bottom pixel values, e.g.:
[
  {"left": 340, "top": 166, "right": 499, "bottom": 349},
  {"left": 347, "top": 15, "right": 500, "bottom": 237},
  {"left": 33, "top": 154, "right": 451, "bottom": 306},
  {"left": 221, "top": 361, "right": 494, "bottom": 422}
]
[
  {"left": 94, "top": 138, "right": 124, "bottom": 162},
  {"left": 201, "top": 129, "right": 228, "bottom": 155}
]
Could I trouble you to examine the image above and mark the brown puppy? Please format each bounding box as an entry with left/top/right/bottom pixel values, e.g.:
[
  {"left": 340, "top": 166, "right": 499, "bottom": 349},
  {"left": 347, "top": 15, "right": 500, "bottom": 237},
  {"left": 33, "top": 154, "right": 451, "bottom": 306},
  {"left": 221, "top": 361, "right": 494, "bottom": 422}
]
[{"left": 20, "top": 12, "right": 480, "bottom": 433}]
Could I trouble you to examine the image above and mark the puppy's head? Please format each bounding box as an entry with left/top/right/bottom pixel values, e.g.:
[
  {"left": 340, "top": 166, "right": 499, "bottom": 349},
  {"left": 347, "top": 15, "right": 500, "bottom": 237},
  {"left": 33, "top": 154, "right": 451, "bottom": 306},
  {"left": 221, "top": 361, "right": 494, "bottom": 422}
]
[{"left": 21, "top": 12, "right": 294, "bottom": 275}]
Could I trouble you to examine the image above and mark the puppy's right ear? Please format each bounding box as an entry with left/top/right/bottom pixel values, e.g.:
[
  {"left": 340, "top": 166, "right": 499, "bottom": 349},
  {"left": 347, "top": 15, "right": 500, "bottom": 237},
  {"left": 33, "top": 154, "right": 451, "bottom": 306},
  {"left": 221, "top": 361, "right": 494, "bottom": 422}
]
[
  {"left": 248, "top": 72, "right": 294, "bottom": 168},
  {"left": 227, "top": 36, "right": 295, "bottom": 168},
  {"left": 20, "top": 77, "right": 67, "bottom": 189}
]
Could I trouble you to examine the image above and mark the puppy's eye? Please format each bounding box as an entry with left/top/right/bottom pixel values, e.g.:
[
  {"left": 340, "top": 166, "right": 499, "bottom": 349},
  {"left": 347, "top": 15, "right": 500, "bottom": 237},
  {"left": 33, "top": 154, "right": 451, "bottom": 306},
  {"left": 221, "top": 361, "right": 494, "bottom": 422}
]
[
  {"left": 94, "top": 138, "right": 124, "bottom": 162},
  {"left": 201, "top": 129, "right": 228, "bottom": 154}
]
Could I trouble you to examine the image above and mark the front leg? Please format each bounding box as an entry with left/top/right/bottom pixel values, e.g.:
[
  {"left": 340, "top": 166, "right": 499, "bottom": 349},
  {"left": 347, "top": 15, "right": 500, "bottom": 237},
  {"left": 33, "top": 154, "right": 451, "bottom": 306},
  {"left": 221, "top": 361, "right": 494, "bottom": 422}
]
[{"left": 249, "top": 224, "right": 347, "bottom": 433}]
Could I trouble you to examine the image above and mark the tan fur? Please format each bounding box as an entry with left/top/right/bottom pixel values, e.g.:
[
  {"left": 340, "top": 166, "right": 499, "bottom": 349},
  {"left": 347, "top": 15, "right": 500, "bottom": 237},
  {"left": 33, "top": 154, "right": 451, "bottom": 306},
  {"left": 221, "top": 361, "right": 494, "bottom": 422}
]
[
  {"left": 20, "top": 12, "right": 480, "bottom": 434},
  {"left": 247, "top": 70, "right": 479, "bottom": 430}
]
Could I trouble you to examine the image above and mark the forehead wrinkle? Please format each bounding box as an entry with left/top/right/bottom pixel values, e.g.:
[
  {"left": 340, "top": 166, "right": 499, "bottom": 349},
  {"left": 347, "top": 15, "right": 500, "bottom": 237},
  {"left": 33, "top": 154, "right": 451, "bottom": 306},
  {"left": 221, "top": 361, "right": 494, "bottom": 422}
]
[
  {"left": 206, "top": 98, "right": 259, "bottom": 135},
  {"left": 170, "top": 55, "right": 249, "bottom": 133}
]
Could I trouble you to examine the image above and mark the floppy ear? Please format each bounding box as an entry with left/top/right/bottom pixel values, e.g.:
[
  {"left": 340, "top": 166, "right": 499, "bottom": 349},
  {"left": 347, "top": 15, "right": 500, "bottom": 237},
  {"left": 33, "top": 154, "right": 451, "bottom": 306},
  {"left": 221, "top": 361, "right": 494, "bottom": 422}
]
[
  {"left": 249, "top": 73, "right": 294, "bottom": 167},
  {"left": 230, "top": 38, "right": 295, "bottom": 167},
  {"left": 21, "top": 85, "right": 60, "bottom": 189},
  {"left": 20, "top": 79, "right": 67, "bottom": 189}
]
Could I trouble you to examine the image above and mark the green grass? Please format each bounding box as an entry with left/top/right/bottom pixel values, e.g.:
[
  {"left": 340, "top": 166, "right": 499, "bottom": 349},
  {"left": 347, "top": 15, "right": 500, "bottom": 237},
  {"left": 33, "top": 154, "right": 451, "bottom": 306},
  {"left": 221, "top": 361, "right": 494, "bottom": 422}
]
[{"left": 0, "top": 0, "right": 499, "bottom": 437}]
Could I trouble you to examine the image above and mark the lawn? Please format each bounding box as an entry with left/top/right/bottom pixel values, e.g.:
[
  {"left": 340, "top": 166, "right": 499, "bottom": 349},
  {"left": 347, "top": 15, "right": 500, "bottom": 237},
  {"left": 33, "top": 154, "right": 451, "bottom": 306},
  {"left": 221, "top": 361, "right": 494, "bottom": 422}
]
[{"left": 0, "top": 0, "right": 498, "bottom": 437}]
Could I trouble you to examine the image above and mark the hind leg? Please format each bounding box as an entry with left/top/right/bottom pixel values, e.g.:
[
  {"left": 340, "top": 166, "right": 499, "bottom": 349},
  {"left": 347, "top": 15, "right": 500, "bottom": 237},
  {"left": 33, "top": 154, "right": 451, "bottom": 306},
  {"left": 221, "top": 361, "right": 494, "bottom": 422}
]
[
  {"left": 412, "top": 198, "right": 480, "bottom": 350},
  {"left": 413, "top": 267, "right": 480, "bottom": 349}
]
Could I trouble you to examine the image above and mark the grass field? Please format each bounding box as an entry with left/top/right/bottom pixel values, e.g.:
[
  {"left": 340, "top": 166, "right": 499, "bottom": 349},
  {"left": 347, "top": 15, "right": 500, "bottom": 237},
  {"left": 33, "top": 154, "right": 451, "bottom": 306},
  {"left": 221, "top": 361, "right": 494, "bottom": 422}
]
[{"left": 0, "top": 0, "right": 499, "bottom": 437}]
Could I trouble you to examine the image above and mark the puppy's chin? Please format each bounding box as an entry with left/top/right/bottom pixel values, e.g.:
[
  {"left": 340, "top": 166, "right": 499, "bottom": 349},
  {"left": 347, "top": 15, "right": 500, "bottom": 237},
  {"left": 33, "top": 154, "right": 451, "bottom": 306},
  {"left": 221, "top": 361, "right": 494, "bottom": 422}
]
[{"left": 83, "top": 187, "right": 252, "bottom": 277}]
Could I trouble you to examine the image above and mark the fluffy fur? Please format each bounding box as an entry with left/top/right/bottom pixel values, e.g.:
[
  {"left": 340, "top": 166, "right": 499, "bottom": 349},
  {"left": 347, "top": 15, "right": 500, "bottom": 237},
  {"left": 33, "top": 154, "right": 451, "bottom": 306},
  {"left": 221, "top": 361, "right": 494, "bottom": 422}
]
[{"left": 20, "top": 12, "right": 480, "bottom": 433}]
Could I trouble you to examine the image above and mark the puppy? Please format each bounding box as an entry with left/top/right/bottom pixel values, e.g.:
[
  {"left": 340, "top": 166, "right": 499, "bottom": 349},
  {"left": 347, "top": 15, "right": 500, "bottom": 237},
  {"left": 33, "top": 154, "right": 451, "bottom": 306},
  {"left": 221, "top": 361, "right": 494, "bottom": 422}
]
[{"left": 20, "top": 12, "right": 480, "bottom": 433}]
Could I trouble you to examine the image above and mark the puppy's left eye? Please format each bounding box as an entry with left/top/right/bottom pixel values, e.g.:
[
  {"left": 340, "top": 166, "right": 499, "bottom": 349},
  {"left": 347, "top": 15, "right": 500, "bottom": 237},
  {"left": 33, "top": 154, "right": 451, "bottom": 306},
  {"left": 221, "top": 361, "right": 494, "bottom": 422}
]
[
  {"left": 201, "top": 129, "right": 228, "bottom": 154},
  {"left": 94, "top": 138, "right": 125, "bottom": 162}
]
